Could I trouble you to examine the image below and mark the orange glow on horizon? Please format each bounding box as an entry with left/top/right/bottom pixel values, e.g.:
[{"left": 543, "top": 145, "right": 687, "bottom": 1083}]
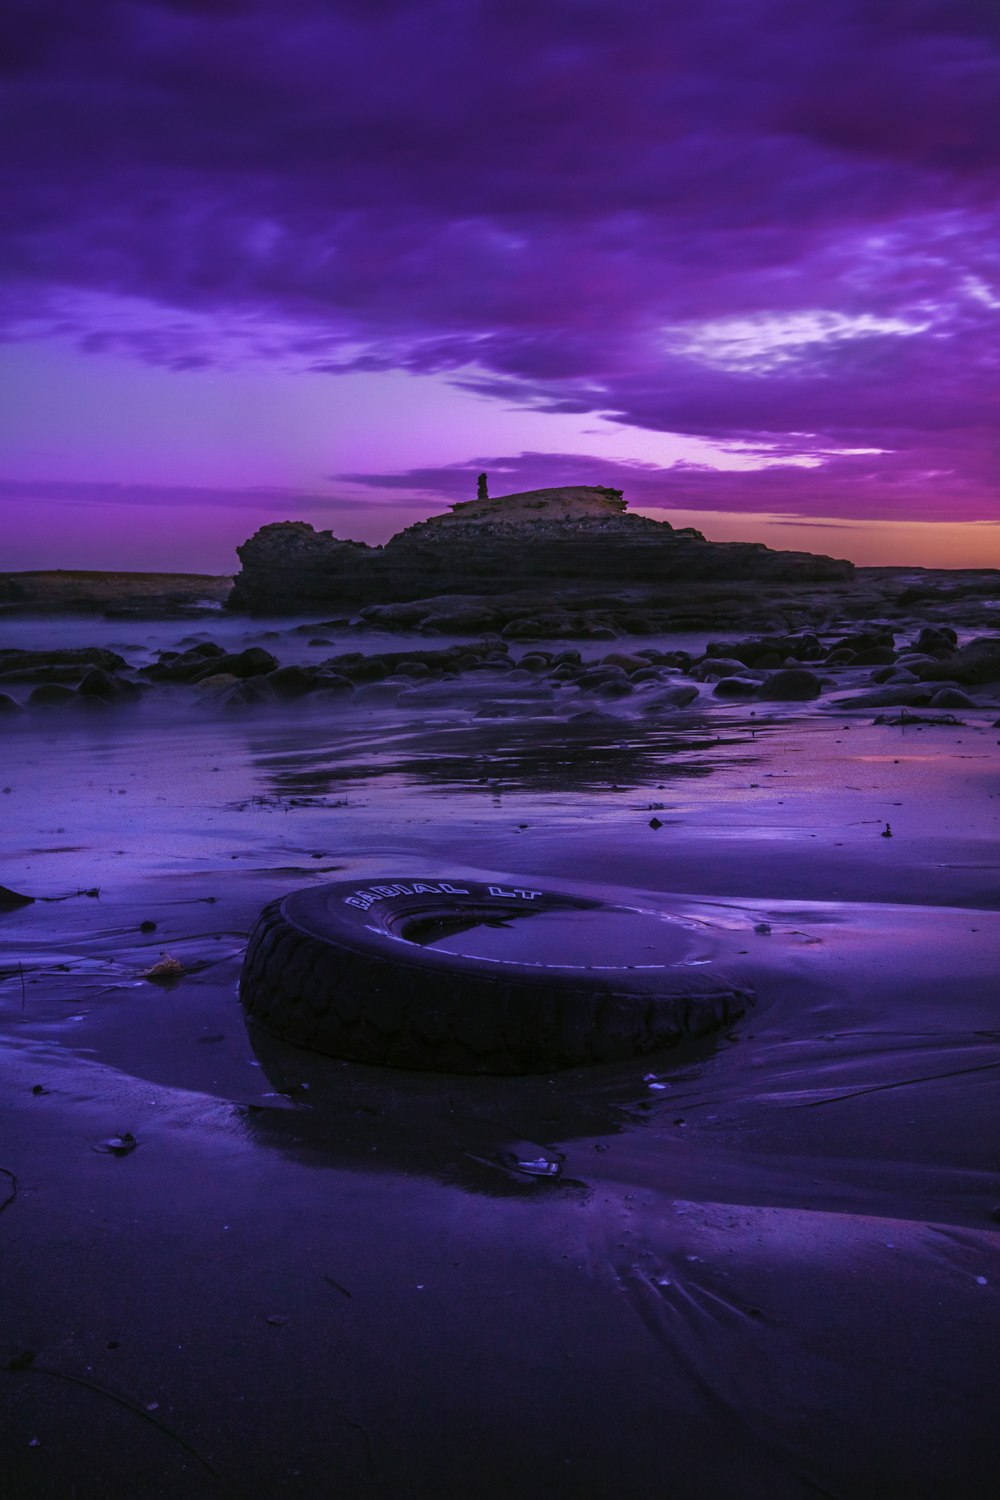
[{"left": 635, "top": 509, "right": 1000, "bottom": 570}]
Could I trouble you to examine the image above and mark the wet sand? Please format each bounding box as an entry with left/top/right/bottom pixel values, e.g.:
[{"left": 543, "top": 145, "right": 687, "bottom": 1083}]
[{"left": 2, "top": 615, "right": 999, "bottom": 1497}]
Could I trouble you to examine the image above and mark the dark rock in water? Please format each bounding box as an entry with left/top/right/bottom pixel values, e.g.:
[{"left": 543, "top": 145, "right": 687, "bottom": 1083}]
[
  {"left": 77, "top": 668, "right": 137, "bottom": 700},
  {"left": 0, "top": 664, "right": 91, "bottom": 685},
  {"left": 501, "top": 614, "right": 572, "bottom": 639},
  {"left": 264, "top": 664, "right": 319, "bottom": 699},
  {"left": 872, "top": 666, "right": 918, "bottom": 685},
  {"left": 144, "top": 642, "right": 227, "bottom": 682},
  {"left": 917, "top": 637, "right": 1000, "bottom": 685},
  {"left": 694, "top": 657, "right": 752, "bottom": 681},
  {"left": 28, "top": 683, "right": 79, "bottom": 707},
  {"left": 655, "top": 684, "right": 701, "bottom": 708},
  {"left": 839, "top": 685, "right": 936, "bottom": 708},
  {"left": 576, "top": 665, "right": 629, "bottom": 691},
  {"left": 319, "top": 643, "right": 500, "bottom": 682},
  {"left": 311, "top": 672, "right": 355, "bottom": 695},
  {"left": 147, "top": 644, "right": 277, "bottom": 684},
  {"left": 713, "top": 676, "right": 758, "bottom": 698},
  {"left": 228, "top": 484, "right": 854, "bottom": 614},
  {"left": 601, "top": 652, "right": 650, "bottom": 675},
  {"left": 913, "top": 625, "right": 958, "bottom": 652},
  {"left": 705, "top": 634, "right": 822, "bottom": 667},
  {"left": 192, "top": 647, "right": 278, "bottom": 682},
  {"left": 929, "top": 687, "right": 978, "bottom": 709},
  {"left": 829, "top": 631, "right": 894, "bottom": 655},
  {"left": 756, "top": 668, "right": 824, "bottom": 700},
  {"left": 851, "top": 646, "right": 897, "bottom": 666},
  {"left": 593, "top": 677, "right": 633, "bottom": 698},
  {"left": 0, "top": 646, "right": 127, "bottom": 673}
]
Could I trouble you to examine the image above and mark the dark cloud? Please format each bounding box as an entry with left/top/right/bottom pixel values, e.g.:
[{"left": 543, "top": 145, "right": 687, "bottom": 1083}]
[{"left": 2, "top": 0, "right": 999, "bottom": 519}]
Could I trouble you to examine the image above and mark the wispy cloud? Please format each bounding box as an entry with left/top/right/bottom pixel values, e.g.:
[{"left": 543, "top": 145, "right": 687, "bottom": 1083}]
[{"left": 0, "top": 478, "right": 416, "bottom": 513}]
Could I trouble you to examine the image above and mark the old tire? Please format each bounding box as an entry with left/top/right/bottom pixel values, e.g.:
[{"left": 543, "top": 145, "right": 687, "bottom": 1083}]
[{"left": 239, "top": 876, "right": 753, "bottom": 1074}]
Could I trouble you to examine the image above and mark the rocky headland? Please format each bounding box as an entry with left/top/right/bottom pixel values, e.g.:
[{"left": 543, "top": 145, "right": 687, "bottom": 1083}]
[{"left": 228, "top": 484, "right": 855, "bottom": 619}]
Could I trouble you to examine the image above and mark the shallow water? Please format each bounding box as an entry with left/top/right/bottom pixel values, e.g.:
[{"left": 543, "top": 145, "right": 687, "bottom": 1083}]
[{"left": 1, "top": 616, "right": 999, "bottom": 1497}]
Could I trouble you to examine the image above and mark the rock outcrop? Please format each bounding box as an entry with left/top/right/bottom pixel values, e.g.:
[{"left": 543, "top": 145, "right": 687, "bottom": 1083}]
[
  {"left": 228, "top": 484, "right": 854, "bottom": 614},
  {"left": 0, "top": 570, "right": 232, "bottom": 616}
]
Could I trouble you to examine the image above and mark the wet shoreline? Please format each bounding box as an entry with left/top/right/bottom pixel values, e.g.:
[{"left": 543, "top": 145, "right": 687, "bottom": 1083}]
[{"left": 1, "top": 608, "right": 999, "bottom": 1496}]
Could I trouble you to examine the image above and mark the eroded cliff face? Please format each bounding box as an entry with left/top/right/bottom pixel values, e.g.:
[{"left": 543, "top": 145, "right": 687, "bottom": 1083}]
[
  {"left": 230, "top": 521, "right": 376, "bottom": 610},
  {"left": 228, "top": 486, "right": 854, "bottom": 613}
]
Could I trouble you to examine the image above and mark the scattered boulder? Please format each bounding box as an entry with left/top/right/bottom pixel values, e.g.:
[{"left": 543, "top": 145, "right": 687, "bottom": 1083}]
[
  {"left": 756, "top": 669, "right": 824, "bottom": 700},
  {"left": 657, "top": 684, "right": 701, "bottom": 709},
  {"left": 188, "top": 647, "right": 278, "bottom": 682},
  {"left": 851, "top": 646, "right": 897, "bottom": 666},
  {"left": 929, "top": 687, "right": 978, "bottom": 709},
  {"left": 912, "top": 625, "right": 958, "bottom": 652},
  {"left": 693, "top": 657, "right": 751, "bottom": 681},
  {"left": 829, "top": 631, "right": 894, "bottom": 655},
  {"left": 837, "top": 685, "right": 936, "bottom": 709},
  {"left": 0, "top": 664, "right": 91, "bottom": 685},
  {"left": 77, "top": 668, "right": 138, "bottom": 701},
  {"left": 264, "top": 665, "right": 319, "bottom": 699},
  {"left": 0, "top": 646, "right": 127, "bottom": 673},
  {"left": 918, "top": 637, "right": 1000, "bottom": 685},
  {"left": 28, "top": 683, "right": 79, "bottom": 708}
]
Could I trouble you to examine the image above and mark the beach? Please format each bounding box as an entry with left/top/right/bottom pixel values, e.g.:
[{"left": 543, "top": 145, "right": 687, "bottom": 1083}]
[{"left": 2, "top": 599, "right": 999, "bottom": 1497}]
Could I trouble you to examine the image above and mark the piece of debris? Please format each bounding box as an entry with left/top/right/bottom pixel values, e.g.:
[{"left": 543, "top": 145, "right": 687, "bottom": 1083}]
[
  {"left": 754, "top": 922, "right": 772, "bottom": 935},
  {"left": 93, "top": 1133, "right": 138, "bottom": 1156},
  {"left": 497, "top": 1148, "right": 564, "bottom": 1179},
  {"left": 873, "top": 711, "right": 963, "bottom": 727},
  {"left": 324, "top": 1276, "right": 352, "bottom": 1299},
  {"left": 144, "top": 955, "right": 185, "bottom": 983},
  {"left": 648, "top": 816, "right": 664, "bottom": 830},
  {"left": 139, "top": 920, "right": 157, "bottom": 933}
]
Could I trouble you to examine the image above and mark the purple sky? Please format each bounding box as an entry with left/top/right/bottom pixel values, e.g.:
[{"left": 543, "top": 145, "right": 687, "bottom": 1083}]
[{"left": 3, "top": 0, "right": 999, "bottom": 572}]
